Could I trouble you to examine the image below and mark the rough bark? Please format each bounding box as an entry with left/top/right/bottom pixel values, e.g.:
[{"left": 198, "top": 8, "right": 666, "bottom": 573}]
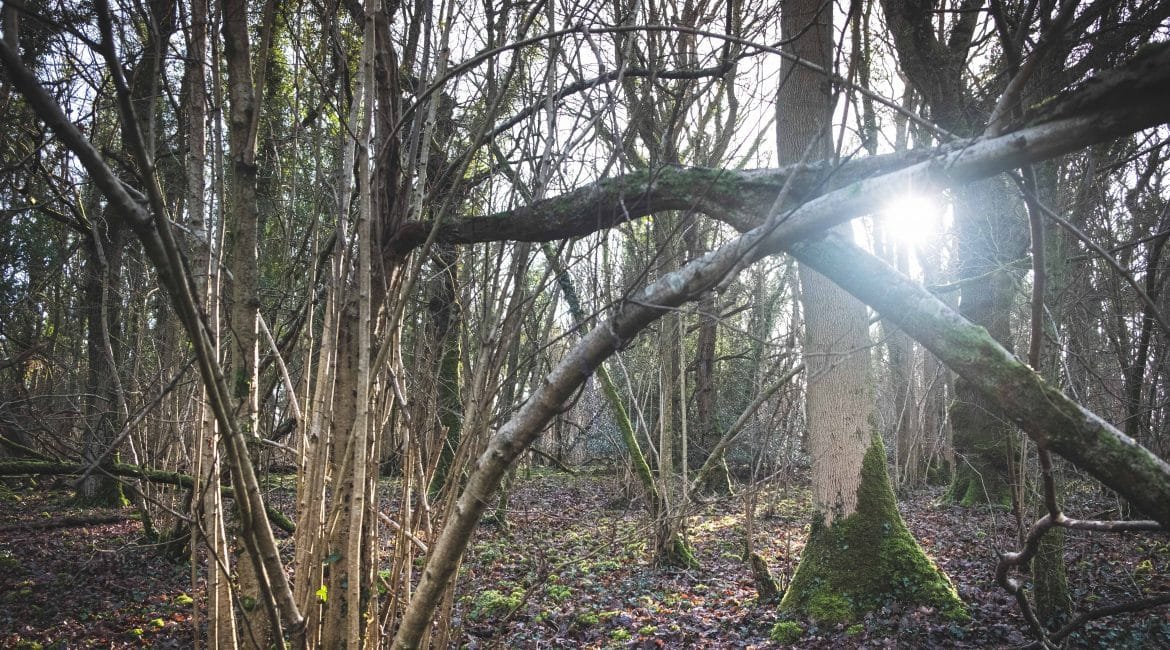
[
  {"left": 774, "top": 0, "right": 961, "bottom": 622},
  {"left": 780, "top": 438, "right": 965, "bottom": 623}
]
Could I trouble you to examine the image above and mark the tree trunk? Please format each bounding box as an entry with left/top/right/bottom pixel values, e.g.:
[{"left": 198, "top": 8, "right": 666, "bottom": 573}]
[
  {"left": 77, "top": 213, "right": 128, "bottom": 508},
  {"left": 690, "top": 225, "right": 732, "bottom": 494},
  {"left": 428, "top": 243, "right": 463, "bottom": 495},
  {"left": 184, "top": 0, "right": 238, "bottom": 642},
  {"left": 222, "top": 0, "right": 278, "bottom": 642},
  {"left": 777, "top": 0, "right": 964, "bottom": 623},
  {"left": 947, "top": 180, "right": 1025, "bottom": 507},
  {"left": 879, "top": 0, "right": 1027, "bottom": 508}
]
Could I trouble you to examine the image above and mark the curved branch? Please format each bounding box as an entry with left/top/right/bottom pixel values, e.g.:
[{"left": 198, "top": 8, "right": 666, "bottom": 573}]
[
  {"left": 394, "top": 47, "right": 1170, "bottom": 647},
  {"left": 389, "top": 42, "right": 1170, "bottom": 255}
]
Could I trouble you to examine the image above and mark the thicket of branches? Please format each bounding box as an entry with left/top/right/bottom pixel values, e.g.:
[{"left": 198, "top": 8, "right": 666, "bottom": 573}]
[{"left": 0, "top": 0, "right": 1168, "bottom": 646}]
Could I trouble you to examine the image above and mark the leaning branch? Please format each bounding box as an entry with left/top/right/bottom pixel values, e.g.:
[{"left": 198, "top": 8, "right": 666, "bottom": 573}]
[
  {"left": 392, "top": 46, "right": 1170, "bottom": 647},
  {"left": 788, "top": 233, "right": 1170, "bottom": 526},
  {"left": 389, "top": 153, "right": 923, "bottom": 252},
  {"left": 390, "top": 43, "right": 1170, "bottom": 255}
]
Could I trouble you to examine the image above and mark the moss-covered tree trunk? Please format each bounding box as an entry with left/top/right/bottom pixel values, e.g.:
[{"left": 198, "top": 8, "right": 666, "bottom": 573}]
[
  {"left": 781, "top": 439, "right": 965, "bottom": 622},
  {"left": 776, "top": 0, "right": 964, "bottom": 624},
  {"left": 880, "top": 0, "right": 1028, "bottom": 508},
  {"left": 946, "top": 182, "right": 1025, "bottom": 508}
]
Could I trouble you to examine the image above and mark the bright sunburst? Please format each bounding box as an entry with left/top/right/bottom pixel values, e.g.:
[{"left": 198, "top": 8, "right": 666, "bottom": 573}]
[{"left": 880, "top": 193, "right": 945, "bottom": 248}]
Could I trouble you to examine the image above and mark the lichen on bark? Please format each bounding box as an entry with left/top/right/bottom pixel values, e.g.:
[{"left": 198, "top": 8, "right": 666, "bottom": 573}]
[{"left": 780, "top": 438, "right": 966, "bottom": 624}]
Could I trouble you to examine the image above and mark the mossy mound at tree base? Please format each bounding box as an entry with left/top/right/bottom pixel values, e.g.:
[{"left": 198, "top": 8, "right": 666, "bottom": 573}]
[
  {"left": 780, "top": 441, "right": 967, "bottom": 624},
  {"left": 946, "top": 461, "right": 1014, "bottom": 508},
  {"left": 72, "top": 480, "right": 130, "bottom": 509},
  {"left": 656, "top": 531, "right": 699, "bottom": 569}
]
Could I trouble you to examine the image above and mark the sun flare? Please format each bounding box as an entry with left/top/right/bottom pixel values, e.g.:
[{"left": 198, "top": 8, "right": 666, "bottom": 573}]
[{"left": 881, "top": 193, "right": 945, "bottom": 248}]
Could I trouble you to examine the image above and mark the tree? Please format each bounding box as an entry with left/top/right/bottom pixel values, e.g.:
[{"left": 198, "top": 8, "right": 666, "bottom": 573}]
[
  {"left": 879, "top": 0, "right": 1024, "bottom": 507},
  {"left": 771, "top": 0, "right": 962, "bottom": 623}
]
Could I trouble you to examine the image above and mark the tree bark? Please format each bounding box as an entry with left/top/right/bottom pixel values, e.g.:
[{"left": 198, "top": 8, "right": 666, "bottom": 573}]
[
  {"left": 77, "top": 212, "right": 128, "bottom": 508},
  {"left": 775, "top": 0, "right": 963, "bottom": 623}
]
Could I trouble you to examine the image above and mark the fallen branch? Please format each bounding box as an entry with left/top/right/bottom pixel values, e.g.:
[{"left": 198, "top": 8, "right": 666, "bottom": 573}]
[
  {"left": 0, "top": 461, "right": 295, "bottom": 533},
  {"left": 528, "top": 447, "right": 578, "bottom": 474}
]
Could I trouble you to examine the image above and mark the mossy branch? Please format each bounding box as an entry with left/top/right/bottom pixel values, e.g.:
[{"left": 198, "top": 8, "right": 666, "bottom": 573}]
[
  {"left": 541, "top": 244, "right": 660, "bottom": 507},
  {"left": 790, "top": 233, "right": 1170, "bottom": 526}
]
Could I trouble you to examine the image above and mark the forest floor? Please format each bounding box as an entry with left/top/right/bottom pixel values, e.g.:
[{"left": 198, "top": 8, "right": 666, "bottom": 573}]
[{"left": 0, "top": 469, "right": 1168, "bottom": 648}]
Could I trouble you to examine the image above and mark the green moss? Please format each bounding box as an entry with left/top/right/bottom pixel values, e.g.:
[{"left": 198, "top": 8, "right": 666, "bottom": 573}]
[
  {"left": 469, "top": 588, "right": 523, "bottom": 620},
  {"left": 949, "top": 465, "right": 1013, "bottom": 508},
  {"left": 232, "top": 368, "right": 250, "bottom": 401},
  {"left": 769, "top": 620, "right": 804, "bottom": 643},
  {"left": 1033, "top": 526, "right": 1071, "bottom": 626},
  {"left": 659, "top": 531, "right": 700, "bottom": 569},
  {"left": 780, "top": 437, "right": 967, "bottom": 624},
  {"left": 947, "top": 385, "right": 1017, "bottom": 508},
  {"left": 0, "top": 550, "right": 19, "bottom": 573},
  {"left": 545, "top": 583, "right": 571, "bottom": 602},
  {"left": 73, "top": 476, "right": 129, "bottom": 508},
  {"left": 807, "top": 592, "right": 853, "bottom": 624}
]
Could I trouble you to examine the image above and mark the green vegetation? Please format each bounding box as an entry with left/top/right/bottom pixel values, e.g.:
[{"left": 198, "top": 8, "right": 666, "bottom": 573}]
[
  {"left": 469, "top": 588, "right": 525, "bottom": 620},
  {"left": 545, "top": 583, "right": 572, "bottom": 602},
  {"left": 770, "top": 620, "right": 804, "bottom": 643},
  {"left": 574, "top": 611, "right": 600, "bottom": 627},
  {"left": 781, "top": 439, "right": 967, "bottom": 624}
]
